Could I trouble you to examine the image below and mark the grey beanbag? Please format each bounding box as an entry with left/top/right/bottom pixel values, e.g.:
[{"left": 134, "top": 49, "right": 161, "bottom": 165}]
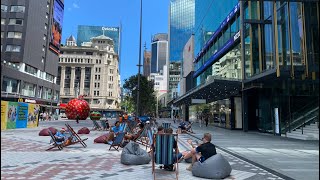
[
  {"left": 121, "top": 141, "right": 151, "bottom": 165},
  {"left": 192, "top": 154, "right": 232, "bottom": 179}
]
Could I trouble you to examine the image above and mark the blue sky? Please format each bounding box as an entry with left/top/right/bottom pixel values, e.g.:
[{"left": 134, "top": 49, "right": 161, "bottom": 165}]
[{"left": 61, "top": 0, "right": 169, "bottom": 85}]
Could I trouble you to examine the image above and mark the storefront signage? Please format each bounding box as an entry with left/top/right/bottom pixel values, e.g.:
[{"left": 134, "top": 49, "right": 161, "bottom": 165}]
[{"left": 191, "top": 99, "right": 206, "bottom": 104}]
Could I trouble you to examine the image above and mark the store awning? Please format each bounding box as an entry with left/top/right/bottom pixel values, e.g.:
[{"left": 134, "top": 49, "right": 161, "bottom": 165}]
[
  {"left": 59, "top": 103, "right": 67, "bottom": 109},
  {"left": 173, "top": 76, "right": 242, "bottom": 106}
]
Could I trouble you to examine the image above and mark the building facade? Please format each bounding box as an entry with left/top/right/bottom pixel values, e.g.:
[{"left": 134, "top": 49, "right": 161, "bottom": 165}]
[
  {"left": 174, "top": 1, "right": 319, "bottom": 136},
  {"left": 150, "top": 33, "right": 168, "bottom": 73},
  {"left": 58, "top": 35, "right": 121, "bottom": 110},
  {"left": 143, "top": 50, "right": 151, "bottom": 77},
  {"left": 1, "top": 0, "right": 64, "bottom": 112}
]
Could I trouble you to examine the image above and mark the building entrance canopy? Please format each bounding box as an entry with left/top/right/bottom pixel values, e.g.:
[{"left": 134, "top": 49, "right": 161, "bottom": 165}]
[{"left": 173, "top": 76, "right": 242, "bottom": 106}]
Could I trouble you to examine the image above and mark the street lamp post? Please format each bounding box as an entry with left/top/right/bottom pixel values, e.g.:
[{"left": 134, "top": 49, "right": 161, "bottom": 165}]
[{"left": 136, "top": 0, "right": 143, "bottom": 117}]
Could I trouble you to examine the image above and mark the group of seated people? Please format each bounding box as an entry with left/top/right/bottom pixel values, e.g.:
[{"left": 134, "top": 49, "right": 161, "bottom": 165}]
[{"left": 177, "top": 121, "right": 193, "bottom": 133}]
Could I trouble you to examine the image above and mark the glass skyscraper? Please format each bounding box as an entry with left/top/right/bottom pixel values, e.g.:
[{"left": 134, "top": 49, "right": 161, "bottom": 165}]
[
  {"left": 169, "top": 0, "right": 195, "bottom": 62},
  {"left": 77, "top": 25, "right": 121, "bottom": 55}
]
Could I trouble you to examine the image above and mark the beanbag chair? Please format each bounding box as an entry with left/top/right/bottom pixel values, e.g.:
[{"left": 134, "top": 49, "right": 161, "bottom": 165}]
[
  {"left": 94, "top": 134, "right": 109, "bottom": 143},
  {"left": 48, "top": 127, "right": 57, "bottom": 135},
  {"left": 78, "top": 127, "right": 90, "bottom": 134},
  {"left": 121, "top": 141, "right": 151, "bottom": 165},
  {"left": 39, "top": 128, "right": 50, "bottom": 136},
  {"left": 192, "top": 154, "right": 231, "bottom": 179}
]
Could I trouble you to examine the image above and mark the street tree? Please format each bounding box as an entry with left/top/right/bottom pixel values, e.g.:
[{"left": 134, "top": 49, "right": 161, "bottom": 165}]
[{"left": 123, "top": 74, "right": 156, "bottom": 115}]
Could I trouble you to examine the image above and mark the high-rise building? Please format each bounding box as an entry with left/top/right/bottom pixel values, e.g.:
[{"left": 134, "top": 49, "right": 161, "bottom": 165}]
[
  {"left": 173, "top": 1, "right": 319, "bottom": 137},
  {"left": 143, "top": 50, "right": 151, "bottom": 77},
  {"left": 58, "top": 35, "right": 121, "bottom": 110},
  {"left": 151, "top": 33, "right": 168, "bottom": 73},
  {"left": 77, "top": 25, "right": 121, "bottom": 55},
  {"left": 1, "top": 0, "right": 64, "bottom": 113},
  {"left": 169, "top": 0, "right": 195, "bottom": 62},
  {"left": 167, "top": 0, "right": 195, "bottom": 107}
]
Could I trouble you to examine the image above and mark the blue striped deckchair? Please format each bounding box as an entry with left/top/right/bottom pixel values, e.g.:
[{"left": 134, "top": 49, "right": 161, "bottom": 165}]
[
  {"left": 152, "top": 133, "right": 179, "bottom": 180},
  {"left": 46, "top": 130, "right": 63, "bottom": 151},
  {"left": 162, "top": 123, "right": 171, "bottom": 130},
  {"left": 65, "top": 123, "right": 88, "bottom": 148},
  {"left": 108, "top": 132, "right": 125, "bottom": 151},
  {"left": 91, "top": 119, "right": 102, "bottom": 130},
  {"left": 119, "top": 122, "right": 127, "bottom": 132}
]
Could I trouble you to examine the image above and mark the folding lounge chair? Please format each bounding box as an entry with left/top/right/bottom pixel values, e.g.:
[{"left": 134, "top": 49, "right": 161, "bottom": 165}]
[
  {"left": 100, "top": 120, "right": 108, "bottom": 130},
  {"left": 108, "top": 132, "right": 125, "bottom": 151},
  {"left": 145, "top": 128, "right": 154, "bottom": 151},
  {"left": 91, "top": 119, "right": 102, "bottom": 130},
  {"left": 133, "top": 126, "right": 148, "bottom": 146},
  {"left": 65, "top": 123, "right": 88, "bottom": 148},
  {"left": 46, "top": 130, "right": 63, "bottom": 151},
  {"left": 185, "top": 122, "right": 194, "bottom": 133},
  {"left": 152, "top": 133, "right": 179, "bottom": 180},
  {"left": 162, "top": 122, "right": 171, "bottom": 129}
]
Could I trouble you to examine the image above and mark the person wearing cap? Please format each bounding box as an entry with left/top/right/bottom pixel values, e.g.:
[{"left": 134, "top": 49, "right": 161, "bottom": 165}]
[{"left": 53, "top": 128, "right": 67, "bottom": 144}]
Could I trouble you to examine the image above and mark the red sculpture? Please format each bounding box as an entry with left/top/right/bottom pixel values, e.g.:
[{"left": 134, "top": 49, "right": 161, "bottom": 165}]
[{"left": 65, "top": 95, "right": 90, "bottom": 120}]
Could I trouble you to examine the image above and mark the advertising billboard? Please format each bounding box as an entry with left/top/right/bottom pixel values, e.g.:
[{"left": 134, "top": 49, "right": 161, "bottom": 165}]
[{"left": 50, "top": 0, "right": 64, "bottom": 53}]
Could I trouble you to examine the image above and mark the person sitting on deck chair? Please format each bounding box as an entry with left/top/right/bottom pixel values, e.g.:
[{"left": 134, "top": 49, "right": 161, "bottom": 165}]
[
  {"left": 105, "top": 121, "right": 122, "bottom": 144},
  {"left": 50, "top": 128, "right": 71, "bottom": 146},
  {"left": 124, "top": 122, "right": 145, "bottom": 141}
]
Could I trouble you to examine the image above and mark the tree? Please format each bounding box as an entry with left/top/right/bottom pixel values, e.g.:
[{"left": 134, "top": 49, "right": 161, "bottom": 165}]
[{"left": 123, "top": 74, "right": 156, "bottom": 115}]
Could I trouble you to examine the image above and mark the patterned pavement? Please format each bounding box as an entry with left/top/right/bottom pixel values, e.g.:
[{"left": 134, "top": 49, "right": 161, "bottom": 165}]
[{"left": 1, "top": 120, "right": 292, "bottom": 180}]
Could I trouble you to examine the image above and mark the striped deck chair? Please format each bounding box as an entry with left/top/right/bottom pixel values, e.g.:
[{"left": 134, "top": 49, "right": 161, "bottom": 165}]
[
  {"left": 100, "top": 120, "right": 108, "bottom": 130},
  {"left": 108, "top": 132, "right": 125, "bottom": 151},
  {"left": 46, "top": 130, "right": 63, "bottom": 151},
  {"left": 132, "top": 126, "right": 148, "bottom": 146},
  {"left": 91, "top": 120, "right": 102, "bottom": 130},
  {"left": 65, "top": 123, "right": 88, "bottom": 148},
  {"left": 162, "top": 123, "right": 171, "bottom": 130},
  {"left": 152, "top": 133, "right": 179, "bottom": 180},
  {"left": 145, "top": 128, "right": 154, "bottom": 151}
]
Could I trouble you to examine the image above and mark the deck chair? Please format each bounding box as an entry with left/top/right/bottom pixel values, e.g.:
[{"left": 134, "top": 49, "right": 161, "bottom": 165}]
[
  {"left": 162, "top": 123, "right": 171, "bottom": 130},
  {"left": 65, "top": 123, "right": 88, "bottom": 148},
  {"left": 133, "top": 126, "right": 149, "bottom": 146},
  {"left": 46, "top": 130, "right": 63, "bottom": 151},
  {"left": 108, "top": 132, "right": 125, "bottom": 151},
  {"left": 100, "top": 120, "right": 108, "bottom": 130},
  {"left": 145, "top": 128, "right": 154, "bottom": 151},
  {"left": 152, "top": 133, "right": 179, "bottom": 180},
  {"left": 185, "top": 122, "right": 194, "bottom": 133},
  {"left": 91, "top": 119, "right": 102, "bottom": 130}
]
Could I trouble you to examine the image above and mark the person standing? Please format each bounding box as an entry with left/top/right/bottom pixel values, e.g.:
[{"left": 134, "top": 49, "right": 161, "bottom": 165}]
[
  {"left": 76, "top": 115, "right": 80, "bottom": 124},
  {"left": 205, "top": 114, "right": 209, "bottom": 127}
]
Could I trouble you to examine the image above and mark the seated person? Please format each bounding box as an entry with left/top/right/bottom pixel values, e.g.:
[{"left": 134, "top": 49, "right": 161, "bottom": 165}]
[
  {"left": 178, "top": 121, "right": 187, "bottom": 130},
  {"left": 183, "top": 133, "right": 217, "bottom": 171},
  {"left": 51, "top": 128, "right": 72, "bottom": 146},
  {"left": 105, "top": 121, "right": 122, "bottom": 144},
  {"left": 124, "top": 123, "right": 145, "bottom": 141}
]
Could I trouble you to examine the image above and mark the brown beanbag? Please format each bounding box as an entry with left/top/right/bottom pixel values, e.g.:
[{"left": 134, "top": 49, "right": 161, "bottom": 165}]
[
  {"left": 94, "top": 133, "right": 110, "bottom": 143},
  {"left": 39, "top": 128, "right": 50, "bottom": 136},
  {"left": 48, "top": 127, "right": 57, "bottom": 135},
  {"left": 78, "top": 127, "right": 90, "bottom": 134}
]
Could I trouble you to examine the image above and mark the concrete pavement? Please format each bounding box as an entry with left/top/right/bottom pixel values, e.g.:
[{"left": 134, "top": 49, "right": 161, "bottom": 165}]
[
  {"left": 164, "top": 118, "right": 319, "bottom": 180},
  {"left": 1, "top": 118, "right": 317, "bottom": 179}
]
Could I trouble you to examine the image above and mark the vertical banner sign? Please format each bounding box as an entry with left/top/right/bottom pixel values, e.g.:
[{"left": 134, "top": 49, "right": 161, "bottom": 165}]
[
  {"left": 28, "top": 104, "right": 40, "bottom": 128},
  {"left": 16, "top": 102, "right": 28, "bottom": 128},
  {"left": 7, "top": 102, "right": 18, "bottom": 129},
  {"left": 274, "top": 108, "right": 280, "bottom": 134},
  {"left": 1, "top": 101, "right": 8, "bottom": 130}
]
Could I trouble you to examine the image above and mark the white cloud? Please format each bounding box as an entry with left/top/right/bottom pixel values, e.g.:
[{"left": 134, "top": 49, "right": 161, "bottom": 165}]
[{"left": 72, "top": 3, "right": 80, "bottom": 8}]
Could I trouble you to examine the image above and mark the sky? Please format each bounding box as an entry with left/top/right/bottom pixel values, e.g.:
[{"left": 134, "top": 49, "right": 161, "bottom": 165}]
[{"left": 61, "top": 0, "right": 170, "bottom": 85}]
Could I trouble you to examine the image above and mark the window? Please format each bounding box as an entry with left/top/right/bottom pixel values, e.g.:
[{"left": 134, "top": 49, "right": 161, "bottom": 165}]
[
  {"left": 97, "top": 91, "right": 99, "bottom": 96},
  {"left": 110, "top": 69, "right": 113, "bottom": 74},
  {"left": 43, "top": 35, "right": 46, "bottom": 40},
  {"left": 95, "top": 75, "right": 97, "bottom": 80},
  {"left": 1, "top": 32, "right": 3, "bottom": 38},
  {"left": 2, "top": 77, "right": 19, "bottom": 93},
  {"left": 1, "top": 19, "right": 5, "bottom": 25},
  {"left": 97, "top": 83, "right": 100, "bottom": 88},
  {"left": 94, "top": 91, "right": 96, "bottom": 96},
  {"left": 24, "top": 64, "right": 37, "bottom": 75},
  {"left": 6, "top": 45, "right": 21, "bottom": 52},
  {"left": 108, "top": 84, "right": 113, "bottom": 89},
  {"left": 22, "top": 82, "right": 36, "bottom": 97},
  {"left": 45, "top": 73, "right": 54, "bottom": 82},
  {"left": 1, "top": 5, "right": 7, "bottom": 12},
  {"left": 10, "top": 6, "right": 25, "bottom": 13},
  {"left": 98, "top": 75, "right": 100, "bottom": 80},
  {"left": 9, "top": 19, "right": 23, "bottom": 25},
  {"left": 7, "top": 32, "right": 22, "bottom": 39}
]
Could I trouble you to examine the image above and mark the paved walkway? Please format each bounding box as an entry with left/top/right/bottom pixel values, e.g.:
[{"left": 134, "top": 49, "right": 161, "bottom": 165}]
[
  {"left": 163, "top": 118, "right": 319, "bottom": 180},
  {"left": 1, "top": 118, "right": 318, "bottom": 179}
]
